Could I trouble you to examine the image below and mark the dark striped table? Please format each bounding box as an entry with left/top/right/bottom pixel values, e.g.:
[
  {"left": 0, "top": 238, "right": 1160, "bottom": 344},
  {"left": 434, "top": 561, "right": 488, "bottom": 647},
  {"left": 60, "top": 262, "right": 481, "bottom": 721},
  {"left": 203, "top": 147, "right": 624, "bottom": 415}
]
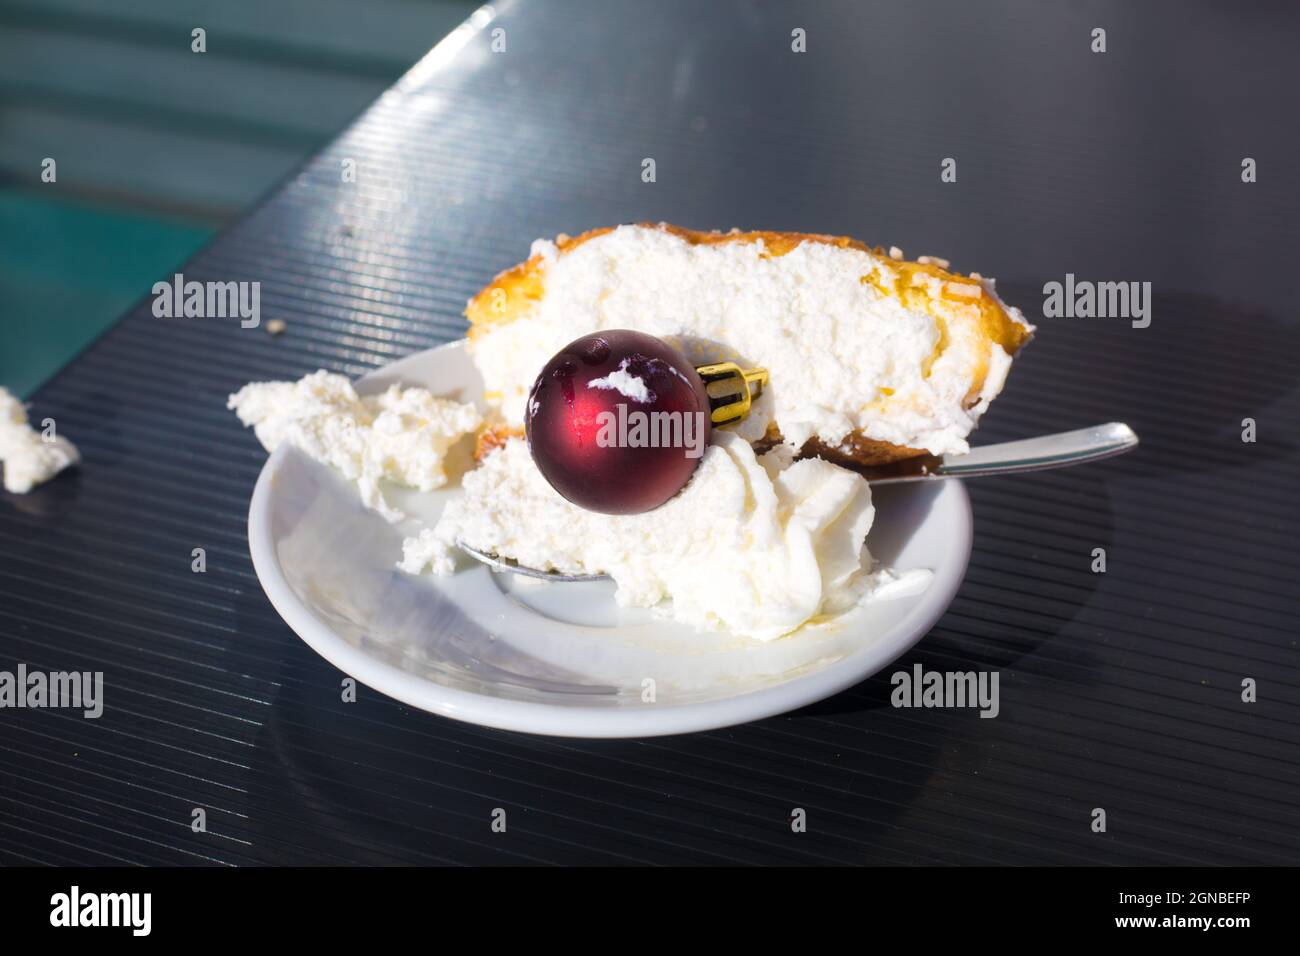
[{"left": 1, "top": 0, "right": 1296, "bottom": 865}]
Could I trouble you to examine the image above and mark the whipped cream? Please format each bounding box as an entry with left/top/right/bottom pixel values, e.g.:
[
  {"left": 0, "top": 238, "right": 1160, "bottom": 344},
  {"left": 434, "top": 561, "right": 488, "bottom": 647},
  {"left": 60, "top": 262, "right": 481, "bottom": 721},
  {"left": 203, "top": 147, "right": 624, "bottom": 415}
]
[
  {"left": 228, "top": 370, "right": 481, "bottom": 521},
  {"left": 400, "top": 432, "right": 930, "bottom": 641},
  {"left": 0, "top": 388, "right": 80, "bottom": 494},
  {"left": 470, "top": 225, "right": 1032, "bottom": 456},
  {"left": 588, "top": 360, "right": 654, "bottom": 403}
]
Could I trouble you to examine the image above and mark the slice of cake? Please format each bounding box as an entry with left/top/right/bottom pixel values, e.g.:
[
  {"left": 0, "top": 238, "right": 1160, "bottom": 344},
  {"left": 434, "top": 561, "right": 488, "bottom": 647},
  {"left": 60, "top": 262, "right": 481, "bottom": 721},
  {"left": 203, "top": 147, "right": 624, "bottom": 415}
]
[{"left": 464, "top": 223, "right": 1033, "bottom": 465}]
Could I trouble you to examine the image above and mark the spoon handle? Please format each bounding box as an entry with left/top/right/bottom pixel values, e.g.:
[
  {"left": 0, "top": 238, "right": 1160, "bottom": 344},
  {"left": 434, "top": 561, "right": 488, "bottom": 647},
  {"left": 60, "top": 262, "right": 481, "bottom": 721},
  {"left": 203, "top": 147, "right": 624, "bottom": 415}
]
[
  {"left": 869, "top": 422, "right": 1140, "bottom": 484},
  {"left": 458, "top": 423, "right": 1141, "bottom": 581}
]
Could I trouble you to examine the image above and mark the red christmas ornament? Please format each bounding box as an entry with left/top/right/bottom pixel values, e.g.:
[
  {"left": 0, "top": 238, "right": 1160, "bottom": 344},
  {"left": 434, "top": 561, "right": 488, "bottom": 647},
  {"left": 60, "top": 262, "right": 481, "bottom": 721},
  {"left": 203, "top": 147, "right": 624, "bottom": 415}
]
[{"left": 525, "top": 330, "right": 712, "bottom": 514}]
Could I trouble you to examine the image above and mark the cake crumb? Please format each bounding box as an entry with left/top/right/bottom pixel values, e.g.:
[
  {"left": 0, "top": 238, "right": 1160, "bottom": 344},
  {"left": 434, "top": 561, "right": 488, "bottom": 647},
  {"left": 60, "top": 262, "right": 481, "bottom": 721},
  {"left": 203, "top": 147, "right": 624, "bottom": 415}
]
[{"left": 0, "top": 387, "right": 80, "bottom": 493}]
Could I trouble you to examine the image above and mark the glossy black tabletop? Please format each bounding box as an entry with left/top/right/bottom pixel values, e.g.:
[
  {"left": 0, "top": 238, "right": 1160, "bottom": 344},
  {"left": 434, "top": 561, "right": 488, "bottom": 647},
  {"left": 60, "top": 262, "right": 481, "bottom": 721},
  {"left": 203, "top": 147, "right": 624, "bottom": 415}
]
[{"left": 1, "top": 0, "right": 1297, "bottom": 865}]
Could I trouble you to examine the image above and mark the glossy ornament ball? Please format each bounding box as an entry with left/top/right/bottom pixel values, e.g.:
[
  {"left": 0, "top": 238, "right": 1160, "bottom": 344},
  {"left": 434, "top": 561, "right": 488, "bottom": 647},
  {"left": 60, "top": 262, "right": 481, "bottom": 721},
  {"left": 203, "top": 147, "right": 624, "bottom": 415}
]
[{"left": 525, "top": 330, "right": 712, "bottom": 514}]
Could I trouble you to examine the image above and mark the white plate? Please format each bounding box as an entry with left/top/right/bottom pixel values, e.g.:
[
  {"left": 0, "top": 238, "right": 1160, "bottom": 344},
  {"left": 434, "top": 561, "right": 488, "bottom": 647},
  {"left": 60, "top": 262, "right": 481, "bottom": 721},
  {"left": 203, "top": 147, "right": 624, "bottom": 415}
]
[{"left": 247, "top": 341, "right": 972, "bottom": 737}]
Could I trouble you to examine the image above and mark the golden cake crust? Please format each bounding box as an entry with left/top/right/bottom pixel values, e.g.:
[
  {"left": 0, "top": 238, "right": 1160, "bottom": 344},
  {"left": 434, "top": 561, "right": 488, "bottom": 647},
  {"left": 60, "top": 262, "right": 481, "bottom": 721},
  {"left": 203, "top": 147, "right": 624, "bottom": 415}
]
[
  {"left": 464, "top": 223, "right": 1032, "bottom": 465},
  {"left": 474, "top": 424, "right": 521, "bottom": 461}
]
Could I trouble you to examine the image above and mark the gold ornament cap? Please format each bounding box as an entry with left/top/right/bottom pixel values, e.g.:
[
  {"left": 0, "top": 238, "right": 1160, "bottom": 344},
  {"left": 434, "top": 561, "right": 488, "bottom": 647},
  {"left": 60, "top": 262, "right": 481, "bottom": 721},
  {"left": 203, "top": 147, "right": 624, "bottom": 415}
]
[{"left": 695, "top": 363, "right": 769, "bottom": 425}]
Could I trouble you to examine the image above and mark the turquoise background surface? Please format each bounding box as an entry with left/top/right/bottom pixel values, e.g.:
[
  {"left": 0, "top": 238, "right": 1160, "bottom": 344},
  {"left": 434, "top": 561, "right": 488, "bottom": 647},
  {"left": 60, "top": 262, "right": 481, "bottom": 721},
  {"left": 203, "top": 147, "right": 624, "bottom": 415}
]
[{"left": 0, "top": 0, "right": 475, "bottom": 396}]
